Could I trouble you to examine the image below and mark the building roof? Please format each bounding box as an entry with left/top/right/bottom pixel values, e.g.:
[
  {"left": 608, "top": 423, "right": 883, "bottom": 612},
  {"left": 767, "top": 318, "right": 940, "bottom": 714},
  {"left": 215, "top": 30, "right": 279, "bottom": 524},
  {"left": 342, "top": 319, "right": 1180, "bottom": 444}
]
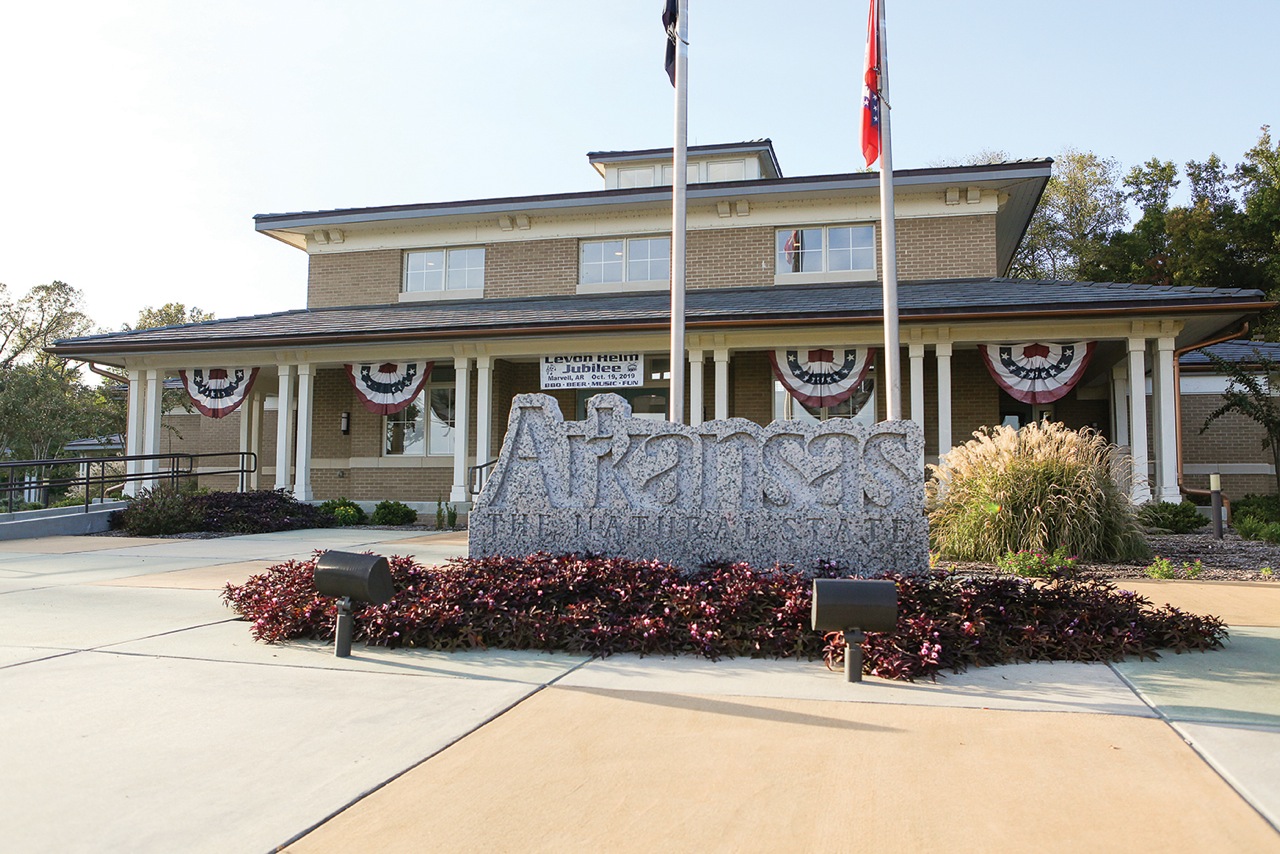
[
  {"left": 586, "top": 139, "right": 783, "bottom": 178},
  {"left": 1180, "top": 339, "right": 1280, "bottom": 366},
  {"left": 49, "top": 278, "right": 1271, "bottom": 359},
  {"left": 253, "top": 159, "right": 1053, "bottom": 275}
]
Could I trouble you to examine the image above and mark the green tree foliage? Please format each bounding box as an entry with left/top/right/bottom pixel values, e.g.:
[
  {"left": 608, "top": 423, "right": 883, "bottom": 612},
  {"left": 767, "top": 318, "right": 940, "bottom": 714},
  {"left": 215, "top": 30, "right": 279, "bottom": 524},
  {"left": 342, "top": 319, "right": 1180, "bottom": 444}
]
[
  {"left": 0, "top": 281, "right": 121, "bottom": 463},
  {"left": 1199, "top": 346, "right": 1280, "bottom": 496},
  {"left": 123, "top": 302, "right": 215, "bottom": 331},
  {"left": 1011, "top": 149, "right": 1127, "bottom": 280}
]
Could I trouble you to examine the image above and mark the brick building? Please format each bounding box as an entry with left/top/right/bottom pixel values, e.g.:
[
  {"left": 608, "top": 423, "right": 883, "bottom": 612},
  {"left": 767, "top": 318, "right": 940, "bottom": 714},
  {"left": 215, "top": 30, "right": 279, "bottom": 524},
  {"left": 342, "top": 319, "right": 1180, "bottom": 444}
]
[{"left": 49, "top": 141, "right": 1274, "bottom": 506}]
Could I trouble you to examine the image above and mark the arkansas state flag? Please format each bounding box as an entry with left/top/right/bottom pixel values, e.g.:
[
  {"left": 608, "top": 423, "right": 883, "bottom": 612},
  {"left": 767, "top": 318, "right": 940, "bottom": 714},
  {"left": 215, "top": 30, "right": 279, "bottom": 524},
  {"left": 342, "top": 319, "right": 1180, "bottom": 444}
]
[{"left": 861, "top": 0, "right": 882, "bottom": 166}]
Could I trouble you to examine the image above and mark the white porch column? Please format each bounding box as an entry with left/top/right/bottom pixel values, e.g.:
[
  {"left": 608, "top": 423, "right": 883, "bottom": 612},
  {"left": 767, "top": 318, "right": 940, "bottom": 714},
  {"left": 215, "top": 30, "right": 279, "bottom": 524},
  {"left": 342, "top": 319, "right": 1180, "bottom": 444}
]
[
  {"left": 688, "top": 349, "right": 705, "bottom": 426},
  {"left": 123, "top": 369, "right": 146, "bottom": 497},
  {"left": 248, "top": 393, "right": 263, "bottom": 491},
  {"left": 1127, "top": 338, "right": 1152, "bottom": 503},
  {"left": 274, "top": 365, "right": 295, "bottom": 492},
  {"left": 237, "top": 394, "right": 252, "bottom": 492},
  {"left": 1149, "top": 342, "right": 1165, "bottom": 498},
  {"left": 713, "top": 348, "right": 730, "bottom": 421},
  {"left": 908, "top": 343, "right": 925, "bottom": 427},
  {"left": 293, "top": 364, "right": 315, "bottom": 501},
  {"left": 1155, "top": 337, "right": 1180, "bottom": 502},
  {"left": 142, "top": 369, "right": 163, "bottom": 488},
  {"left": 936, "top": 342, "right": 953, "bottom": 458},
  {"left": 450, "top": 356, "right": 473, "bottom": 503},
  {"left": 475, "top": 355, "right": 493, "bottom": 465},
  {"left": 1111, "top": 363, "right": 1130, "bottom": 447}
]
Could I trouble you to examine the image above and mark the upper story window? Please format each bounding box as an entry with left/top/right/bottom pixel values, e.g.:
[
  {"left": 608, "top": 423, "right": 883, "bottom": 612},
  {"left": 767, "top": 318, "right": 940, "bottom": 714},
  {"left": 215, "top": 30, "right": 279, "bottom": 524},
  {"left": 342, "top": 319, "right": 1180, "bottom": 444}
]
[
  {"left": 578, "top": 237, "right": 670, "bottom": 292},
  {"left": 775, "top": 225, "right": 875, "bottom": 281},
  {"left": 618, "top": 166, "right": 657, "bottom": 188},
  {"left": 403, "top": 247, "right": 485, "bottom": 296}
]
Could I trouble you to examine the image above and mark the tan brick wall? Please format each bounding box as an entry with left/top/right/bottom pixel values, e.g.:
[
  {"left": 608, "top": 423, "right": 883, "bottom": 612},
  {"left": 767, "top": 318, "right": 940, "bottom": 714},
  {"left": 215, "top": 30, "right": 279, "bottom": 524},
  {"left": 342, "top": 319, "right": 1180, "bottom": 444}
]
[
  {"left": 949, "top": 351, "right": 1002, "bottom": 445},
  {"left": 486, "top": 240, "right": 577, "bottom": 299},
  {"left": 892, "top": 214, "right": 998, "bottom": 280},
  {"left": 1181, "top": 393, "right": 1275, "bottom": 500},
  {"left": 308, "top": 250, "right": 401, "bottom": 308},
  {"left": 687, "top": 227, "right": 774, "bottom": 290}
]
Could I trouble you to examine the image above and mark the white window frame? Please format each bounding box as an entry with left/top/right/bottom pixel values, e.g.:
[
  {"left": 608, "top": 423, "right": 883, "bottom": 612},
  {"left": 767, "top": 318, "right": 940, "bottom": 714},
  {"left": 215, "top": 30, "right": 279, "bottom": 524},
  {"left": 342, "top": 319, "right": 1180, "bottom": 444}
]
[
  {"left": 773, "top": 224, "right": 876, "bottom": 285},
  {"left": 772, "top": 377, "right": 876, "bottom": 426},
  {"left": 383, "top": 372, "right": 457, "bottom": 458},
  {"left": 400, "top": 247, "right": 485, "bottom": 302},
  {"left": 577, "top": 236, "right": 671, "bottom": 294}
]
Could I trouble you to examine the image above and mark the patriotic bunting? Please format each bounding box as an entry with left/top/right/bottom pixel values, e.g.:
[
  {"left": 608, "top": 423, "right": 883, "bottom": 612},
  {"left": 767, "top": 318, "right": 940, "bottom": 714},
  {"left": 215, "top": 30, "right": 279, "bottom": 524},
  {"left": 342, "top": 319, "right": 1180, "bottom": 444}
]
[
  {"left": 344, "top": 361, "right": 434, "bottom": 415},
  {"left": 978, "top": 342, "right": 1095, "bottom": 405},
  {"left": 179, "top": 368, "right": 259, "bottom": 418},
  {"left": 769, "top": 347, "right": 876, "bottom": 409}
]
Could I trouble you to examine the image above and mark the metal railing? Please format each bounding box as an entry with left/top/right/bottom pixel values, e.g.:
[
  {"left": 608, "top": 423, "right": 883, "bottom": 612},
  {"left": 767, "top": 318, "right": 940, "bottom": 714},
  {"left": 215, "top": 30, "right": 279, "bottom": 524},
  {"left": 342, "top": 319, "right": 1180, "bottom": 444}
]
[
  {"left": 1, "top": 452, "right": 258, "bottom": 514},
  {"left": 468, "top": 459, "right": 497, "bottom": 497}
]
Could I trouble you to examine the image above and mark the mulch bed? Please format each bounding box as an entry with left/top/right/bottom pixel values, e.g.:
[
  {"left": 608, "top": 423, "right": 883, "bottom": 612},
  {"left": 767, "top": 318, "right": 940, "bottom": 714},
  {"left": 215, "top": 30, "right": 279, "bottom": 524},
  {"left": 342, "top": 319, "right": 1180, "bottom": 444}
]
[{"left": 939, "top": 532, "right": 1279, "bottom": 582}]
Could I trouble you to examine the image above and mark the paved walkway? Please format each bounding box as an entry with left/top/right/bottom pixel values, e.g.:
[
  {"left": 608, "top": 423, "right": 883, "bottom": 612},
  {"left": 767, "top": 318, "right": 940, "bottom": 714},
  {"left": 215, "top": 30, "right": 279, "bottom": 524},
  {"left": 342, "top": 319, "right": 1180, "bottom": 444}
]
[{"left": 1, "top": 530, "right": 1277, "bottom": 852}]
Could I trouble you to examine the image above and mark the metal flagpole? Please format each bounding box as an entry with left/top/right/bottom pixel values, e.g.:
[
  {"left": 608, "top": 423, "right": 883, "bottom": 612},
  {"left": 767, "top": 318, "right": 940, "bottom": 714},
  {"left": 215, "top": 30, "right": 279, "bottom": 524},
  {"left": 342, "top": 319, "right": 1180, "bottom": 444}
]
[
  {"left": 669, "top": 0, "right": 689, "bottom": 424},
  {"left": 876, "top": 0, "right": 901, "bottom": 421}
]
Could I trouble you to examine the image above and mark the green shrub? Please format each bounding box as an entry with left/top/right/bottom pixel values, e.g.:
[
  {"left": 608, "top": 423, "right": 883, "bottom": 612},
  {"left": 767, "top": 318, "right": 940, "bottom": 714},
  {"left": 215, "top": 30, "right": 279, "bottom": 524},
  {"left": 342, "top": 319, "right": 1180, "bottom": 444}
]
[
  {"left": 1232, "top": 493, "right": 1280, "bottom": 525},
  {"left": 318, "top": 497, "right": 367, "bottom": 526},
  {"left": 371, "top": 500, "right": 417, "bottom": 526},
  {"left": 996, "top": 546, "right": 1079, "bottom": 578},
  {"left": 1235, "top": 514, "right": 1265, "bottom": 540},
  {"left": 114, "top": 484, "right": 203, "bottom": 535},
  {"left": 1139, "top": 501, "right": 1208, "bottom": 534},
  {"left": 1145, "top": 556, "right": 1177, "bottom": 579},
  {"left": 927, "top": 421, "right": 1150, "bottom": 563}
]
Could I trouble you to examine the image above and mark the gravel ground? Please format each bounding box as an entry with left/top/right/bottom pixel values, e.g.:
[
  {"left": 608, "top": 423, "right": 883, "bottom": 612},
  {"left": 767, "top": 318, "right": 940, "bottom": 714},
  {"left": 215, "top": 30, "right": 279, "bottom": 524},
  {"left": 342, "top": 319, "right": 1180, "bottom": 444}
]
[{"left": 938, "top": 532, "right": 1279, "bottom": 582}]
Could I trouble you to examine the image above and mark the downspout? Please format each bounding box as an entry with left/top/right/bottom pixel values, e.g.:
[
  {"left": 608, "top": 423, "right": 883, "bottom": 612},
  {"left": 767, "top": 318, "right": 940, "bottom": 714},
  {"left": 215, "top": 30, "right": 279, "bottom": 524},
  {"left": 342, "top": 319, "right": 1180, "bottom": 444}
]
[
  {"left": 1176, "top": 322, "right": 1249, "bottom": 520},
  {"left": 87, "top": 362, "right": 129, "bottom": 384}
]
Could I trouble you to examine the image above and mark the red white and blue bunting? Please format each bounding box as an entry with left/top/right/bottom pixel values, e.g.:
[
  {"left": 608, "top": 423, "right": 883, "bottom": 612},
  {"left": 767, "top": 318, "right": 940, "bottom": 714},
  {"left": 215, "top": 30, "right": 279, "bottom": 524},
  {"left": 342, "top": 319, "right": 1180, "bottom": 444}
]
[
  {"left": 344, "top": 361, "right": 434, "bottom": 415},
  {"left": 978, "top": 342, "right": 1095, "bottom": 404},
  {"left": 179, "top": 368, "right": 259, "bottom": 418},
  {"left": 769, "top": 347, "right": 876, "bottom": 409}
]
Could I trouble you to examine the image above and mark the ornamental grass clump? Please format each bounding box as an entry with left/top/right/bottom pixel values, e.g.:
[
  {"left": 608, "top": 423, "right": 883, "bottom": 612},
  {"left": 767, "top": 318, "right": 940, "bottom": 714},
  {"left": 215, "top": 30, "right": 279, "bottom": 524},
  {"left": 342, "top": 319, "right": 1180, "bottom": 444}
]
[{"left": 927, "top": 421, "right": 1150, "bottom": 564}]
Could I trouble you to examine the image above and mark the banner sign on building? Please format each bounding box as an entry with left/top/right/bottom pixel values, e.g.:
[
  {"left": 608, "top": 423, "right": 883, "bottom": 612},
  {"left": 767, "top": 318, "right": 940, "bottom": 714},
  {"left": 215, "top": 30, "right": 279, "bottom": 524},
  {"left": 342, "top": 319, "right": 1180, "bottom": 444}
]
[
  {"left": 541, "top": 353, "right": 643, "bottom": 390},
  {"left": 180, "top": 368, "right": 259, "bottom": 418}
]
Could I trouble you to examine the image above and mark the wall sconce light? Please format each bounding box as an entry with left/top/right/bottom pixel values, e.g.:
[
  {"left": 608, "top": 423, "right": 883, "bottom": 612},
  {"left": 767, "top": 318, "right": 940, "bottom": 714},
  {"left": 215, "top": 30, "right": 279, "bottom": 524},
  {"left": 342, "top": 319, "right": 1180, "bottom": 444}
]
[{"left": 340, "top": 412, "right": 350, "bottom": 435}]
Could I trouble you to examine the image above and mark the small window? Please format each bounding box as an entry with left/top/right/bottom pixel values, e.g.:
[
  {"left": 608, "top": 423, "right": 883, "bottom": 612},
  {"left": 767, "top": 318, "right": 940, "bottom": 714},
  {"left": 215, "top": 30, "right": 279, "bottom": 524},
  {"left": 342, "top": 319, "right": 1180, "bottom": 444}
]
[
  {"left": 706, "top": 159, "right": 746, "bottom": 182},
  {"left": 618, "top": 166, "right": 657, "bottom": 188},
  {"left": 384, "top": 368, "right": 456, "bottom": 457},
  {"left": 775, "top": 225, "right": 875, "bottom": 277},
  {"left": 661, "top": 163, "right": 701, "bottom": 185},
  {"left": 773, "top": 378, "right": 876, "bottom": 425},
  {"left": 580, "top": 237, "right": 670, "bottom": 285},
  {"left": 404, "top": 248, "right": 484, "bottom": 293}
]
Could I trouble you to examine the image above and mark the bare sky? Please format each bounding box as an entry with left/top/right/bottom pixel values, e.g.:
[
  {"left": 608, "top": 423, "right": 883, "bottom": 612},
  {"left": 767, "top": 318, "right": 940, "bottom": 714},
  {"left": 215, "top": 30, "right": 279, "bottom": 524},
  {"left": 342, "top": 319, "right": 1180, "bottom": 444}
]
[{"left": 1, "top": 0, "right": 1275, "bottom": 332}]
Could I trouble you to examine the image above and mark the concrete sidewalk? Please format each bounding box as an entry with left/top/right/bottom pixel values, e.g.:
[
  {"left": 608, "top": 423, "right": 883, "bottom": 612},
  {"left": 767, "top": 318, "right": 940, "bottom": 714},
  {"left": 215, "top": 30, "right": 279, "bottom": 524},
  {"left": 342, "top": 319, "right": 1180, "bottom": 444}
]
[{"left": 1, "top": 530, "right": 1278, "bottom": 852}]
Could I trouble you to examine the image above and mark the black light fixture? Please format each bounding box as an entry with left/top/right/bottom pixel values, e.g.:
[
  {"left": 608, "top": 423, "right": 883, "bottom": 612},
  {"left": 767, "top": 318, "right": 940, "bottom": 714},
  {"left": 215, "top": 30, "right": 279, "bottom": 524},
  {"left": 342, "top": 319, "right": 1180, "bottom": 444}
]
[{"left": 340, "top": 411, "right": 350, "bottom": 435}]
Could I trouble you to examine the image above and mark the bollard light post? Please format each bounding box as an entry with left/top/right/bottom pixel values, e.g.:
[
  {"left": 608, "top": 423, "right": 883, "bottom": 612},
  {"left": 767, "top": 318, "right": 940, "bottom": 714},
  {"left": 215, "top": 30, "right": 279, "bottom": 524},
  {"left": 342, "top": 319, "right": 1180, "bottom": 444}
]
[{"left": 1210, "top": 472, "right": 1224, "bottom": 540}]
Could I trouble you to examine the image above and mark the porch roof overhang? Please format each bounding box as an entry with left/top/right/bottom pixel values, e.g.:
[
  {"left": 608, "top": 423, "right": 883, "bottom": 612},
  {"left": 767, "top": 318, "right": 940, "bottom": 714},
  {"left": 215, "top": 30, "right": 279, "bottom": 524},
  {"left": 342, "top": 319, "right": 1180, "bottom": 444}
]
[{"left": 48, "top": 278, "right": 1273, "bottom": 364}]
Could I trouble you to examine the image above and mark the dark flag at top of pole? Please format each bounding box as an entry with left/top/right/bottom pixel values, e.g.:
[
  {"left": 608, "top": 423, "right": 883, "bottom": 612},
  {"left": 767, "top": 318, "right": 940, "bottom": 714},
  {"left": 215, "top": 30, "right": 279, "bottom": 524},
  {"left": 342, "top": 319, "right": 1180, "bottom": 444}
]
[{"left": 663, "top": 0, "right": 679, "bottom": 86}]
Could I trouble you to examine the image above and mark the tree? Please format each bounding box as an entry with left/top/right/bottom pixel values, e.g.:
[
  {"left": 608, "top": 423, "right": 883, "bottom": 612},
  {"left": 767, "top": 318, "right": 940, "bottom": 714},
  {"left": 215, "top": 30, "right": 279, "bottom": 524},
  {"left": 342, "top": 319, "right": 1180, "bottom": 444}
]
[
  {"left": 1086, "top": 158, "right": 1179, "bottom": 285},
  {"left": 1200, "top": 347, "right": 1280, "bottom": 496},
  {"left": 124, "top": 303, "right": 215, "bottom": 331},
  {"left": 0, "top": 281, "right": 92, "bottom": 371},
  {"left": 1010, "top": 149, "right": 1128, "bottom": 280}
]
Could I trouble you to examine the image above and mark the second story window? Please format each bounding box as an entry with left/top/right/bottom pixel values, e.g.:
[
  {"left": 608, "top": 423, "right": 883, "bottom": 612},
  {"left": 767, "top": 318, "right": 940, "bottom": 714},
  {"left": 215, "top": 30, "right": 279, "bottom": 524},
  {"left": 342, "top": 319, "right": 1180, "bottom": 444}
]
[
  {"left": 775, "top": 225, "right": 875, "bottom": 278},
  {"left": 579, "top": 237, "right": 671, "bottom": 287},
  {"left": 404, "top": 247, "right": 485, "bottom": 294}
]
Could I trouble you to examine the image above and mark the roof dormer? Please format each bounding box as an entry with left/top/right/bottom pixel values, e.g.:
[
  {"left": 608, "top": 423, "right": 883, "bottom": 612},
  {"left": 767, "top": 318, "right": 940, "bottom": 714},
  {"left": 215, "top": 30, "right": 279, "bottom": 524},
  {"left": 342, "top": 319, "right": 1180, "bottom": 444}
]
[{"left": 587, "top": 139, "right": 782, "bottom": 189}]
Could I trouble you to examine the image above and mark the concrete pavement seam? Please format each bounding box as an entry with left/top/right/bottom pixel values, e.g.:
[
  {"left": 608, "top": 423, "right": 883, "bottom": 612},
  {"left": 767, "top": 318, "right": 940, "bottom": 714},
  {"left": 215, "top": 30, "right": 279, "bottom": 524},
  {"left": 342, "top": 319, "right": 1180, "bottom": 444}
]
[
  {"left": 269, "top": 653, "right": 603, "bottom": 853},
  {"left": 1108, "top": 662, "right": 1280, "bottom": 836}
]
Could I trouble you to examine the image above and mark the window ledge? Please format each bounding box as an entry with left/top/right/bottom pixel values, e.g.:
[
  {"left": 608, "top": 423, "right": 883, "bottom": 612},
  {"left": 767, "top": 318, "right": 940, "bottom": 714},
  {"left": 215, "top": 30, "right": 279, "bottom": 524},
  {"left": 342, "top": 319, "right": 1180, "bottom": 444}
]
[
  {"left": 773, "top": 270, "right": 876, "bottom": 286},
  {"left": 576, "top": 280, "right": 667, "bottom": 295},
  {"left": 399, "top": 288, "right": 484, "bottom": 303}
]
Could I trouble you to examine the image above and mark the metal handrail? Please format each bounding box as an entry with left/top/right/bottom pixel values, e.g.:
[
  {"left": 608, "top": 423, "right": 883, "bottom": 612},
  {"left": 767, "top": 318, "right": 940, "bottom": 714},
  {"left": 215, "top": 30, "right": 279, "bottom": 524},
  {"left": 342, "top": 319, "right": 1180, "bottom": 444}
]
[
  {"left": 468, "top": 459, "right": 498, "bottom": 497},
  {"left": 0, "top": 452, "right": 258, "bottom": 514}
]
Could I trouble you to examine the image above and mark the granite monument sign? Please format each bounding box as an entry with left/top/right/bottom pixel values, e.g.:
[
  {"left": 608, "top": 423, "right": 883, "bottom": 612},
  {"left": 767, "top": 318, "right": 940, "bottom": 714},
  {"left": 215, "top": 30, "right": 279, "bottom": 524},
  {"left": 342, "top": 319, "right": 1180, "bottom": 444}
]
[{"left": 469, "top": 393, "right": 928, "bottom": 574}]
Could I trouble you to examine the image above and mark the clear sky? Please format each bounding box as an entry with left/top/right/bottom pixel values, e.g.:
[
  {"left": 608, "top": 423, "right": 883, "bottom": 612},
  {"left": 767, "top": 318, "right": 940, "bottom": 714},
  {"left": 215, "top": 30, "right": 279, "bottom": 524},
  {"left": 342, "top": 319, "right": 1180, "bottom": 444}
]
[{"left": 1, "top": 0, "right": 1275, "bottom": 333}]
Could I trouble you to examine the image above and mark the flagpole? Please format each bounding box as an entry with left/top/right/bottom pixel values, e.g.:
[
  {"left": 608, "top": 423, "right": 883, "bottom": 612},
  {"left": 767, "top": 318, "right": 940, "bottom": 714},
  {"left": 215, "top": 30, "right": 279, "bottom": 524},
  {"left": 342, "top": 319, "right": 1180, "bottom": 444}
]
[
  {"left": 669, "top": 0, "right": 689, "bottom": 424},
  {"left": 876, "top": 0, "right": 901, "bottom": 421}
]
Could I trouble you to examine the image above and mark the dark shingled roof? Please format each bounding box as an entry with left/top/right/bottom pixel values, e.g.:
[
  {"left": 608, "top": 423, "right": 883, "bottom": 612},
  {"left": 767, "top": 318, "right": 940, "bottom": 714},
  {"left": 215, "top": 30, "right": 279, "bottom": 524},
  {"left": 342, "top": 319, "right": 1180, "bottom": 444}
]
[
  {"left": 1180, "top": 339, "right": 1280, "bottom": 366},
  {"left": 50, "top": 277, "right": 1271, "bottom": 356}
]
